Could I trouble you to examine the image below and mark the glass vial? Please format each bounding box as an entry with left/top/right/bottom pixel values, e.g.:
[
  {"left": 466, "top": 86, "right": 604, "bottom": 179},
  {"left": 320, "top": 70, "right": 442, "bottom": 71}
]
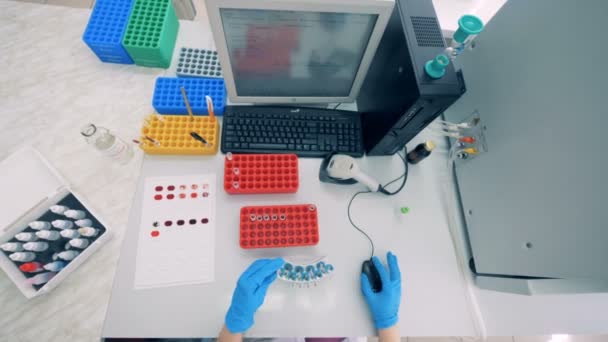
[
  {"left": 81, "top": 124, "right": 133, "bottom": 165},
  {"left": 407, "top": 141, "right": 436, "bottom": 164}
]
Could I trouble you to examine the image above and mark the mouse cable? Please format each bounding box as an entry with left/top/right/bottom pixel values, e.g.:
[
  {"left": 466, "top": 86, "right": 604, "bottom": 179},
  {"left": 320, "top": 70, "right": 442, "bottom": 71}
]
[{"left": 347, "top": 148, "right": 409, "bottom": 259}]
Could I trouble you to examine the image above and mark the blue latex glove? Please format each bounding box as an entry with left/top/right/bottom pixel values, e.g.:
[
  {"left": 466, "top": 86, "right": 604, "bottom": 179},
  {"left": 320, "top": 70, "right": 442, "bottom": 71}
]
[
  {"left": 360, "top": 252, "right": 401, "bottom": 330},
  {"left": 225, "top": 258, "right": 284, "bottom": 333}
]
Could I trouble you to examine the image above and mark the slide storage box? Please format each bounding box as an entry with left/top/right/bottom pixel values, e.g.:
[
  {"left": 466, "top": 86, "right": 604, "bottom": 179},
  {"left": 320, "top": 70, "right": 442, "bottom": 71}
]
[{"left": 0, "top": 147, "right": 111, "bottom": 298}]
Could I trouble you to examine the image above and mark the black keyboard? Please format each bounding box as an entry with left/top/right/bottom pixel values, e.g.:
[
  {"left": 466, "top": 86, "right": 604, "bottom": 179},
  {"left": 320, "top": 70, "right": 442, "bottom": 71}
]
[{"left": 221, "top": 106, "right": 364, "bottom": 157}]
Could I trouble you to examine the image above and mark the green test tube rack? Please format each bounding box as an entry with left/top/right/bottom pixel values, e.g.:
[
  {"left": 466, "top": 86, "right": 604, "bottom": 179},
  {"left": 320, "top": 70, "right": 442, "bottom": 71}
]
[{"left": 122, "top": 0, "right": 179, "bottom": 68}]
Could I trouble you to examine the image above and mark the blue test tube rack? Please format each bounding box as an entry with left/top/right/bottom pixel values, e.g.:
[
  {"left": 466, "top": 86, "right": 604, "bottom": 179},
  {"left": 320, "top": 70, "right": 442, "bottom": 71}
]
[
  {"left": 82, "top": 0, "right": 135, "bottom": 64},
  {"left": 152, "top": 77, "right": 227, "bottom": 116}
]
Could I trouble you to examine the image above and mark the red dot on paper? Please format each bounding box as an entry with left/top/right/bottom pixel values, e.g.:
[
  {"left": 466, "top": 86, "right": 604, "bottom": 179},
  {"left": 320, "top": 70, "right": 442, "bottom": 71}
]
[
  {"left": 164, "top": 221, "right": 172, "bottom": 227},
  {"left": 203, "top": 192, "right": 209, "bottom": 198},
  {"left": 191, "top": 193, "right": 198, "bottom": 198},
  {"left": 201, "top": 218, "right": 209, "bottom": 224},
  {"left": 167, "top": 185, "right": 175, "bottom": 191},
  {"left": 151, "top": 230, "right": 160, "bottom": 237},
  {"left": 154, "top": 194, "right": 162, "bottom": 201},
  {"left": 177, "top": 220, "right": 185, "bottom": 226},
  {"left": 179, "top": 193, "right": 186, "bottom": 199},
  {"left": 155, "top": 186, "right": 163, "bottom": 192},
  {"left": 167, "top": 194, "right": 175, "bottom": 200}
]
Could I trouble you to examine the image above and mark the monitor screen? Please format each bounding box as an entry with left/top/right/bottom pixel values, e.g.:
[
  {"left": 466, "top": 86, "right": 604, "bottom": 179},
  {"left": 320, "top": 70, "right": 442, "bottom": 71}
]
[{"left": 219, "top": 8, "right": 378, "bottom": 98}]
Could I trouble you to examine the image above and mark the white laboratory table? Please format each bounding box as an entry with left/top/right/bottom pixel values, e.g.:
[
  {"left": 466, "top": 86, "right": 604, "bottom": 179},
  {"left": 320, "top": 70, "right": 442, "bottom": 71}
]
[
  {"left": 101, "top": 149, "right": 477, "bottom": 338},
  {"left": 1, "top": 2, "right": 606, "bottom": 341}
]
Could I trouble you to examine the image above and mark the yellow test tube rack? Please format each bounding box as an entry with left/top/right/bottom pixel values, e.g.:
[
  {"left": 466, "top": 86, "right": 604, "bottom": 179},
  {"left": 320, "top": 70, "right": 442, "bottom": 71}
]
[{"left": 140, "top": 114, "right": 219, "bottom": 155}]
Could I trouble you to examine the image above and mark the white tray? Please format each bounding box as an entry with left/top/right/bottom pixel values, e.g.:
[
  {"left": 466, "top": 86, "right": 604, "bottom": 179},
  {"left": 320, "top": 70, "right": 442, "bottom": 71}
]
[{"left": 0, "top": 146, "right": 112, "bottom": 298}]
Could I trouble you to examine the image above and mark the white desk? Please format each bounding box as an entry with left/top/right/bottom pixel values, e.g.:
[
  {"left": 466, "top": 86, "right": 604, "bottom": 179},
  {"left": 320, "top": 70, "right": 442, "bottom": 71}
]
[
  {"left": 101, "top": 149, "right": 477, "bottom": 338},
  {"left": 98, "top": 5, "right": 477, "bottom": 338}
]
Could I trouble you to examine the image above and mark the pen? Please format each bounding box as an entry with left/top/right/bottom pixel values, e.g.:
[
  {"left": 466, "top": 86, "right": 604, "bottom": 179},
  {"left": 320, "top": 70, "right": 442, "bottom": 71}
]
[
  {"left": 143, "top": 135, "right": 160, "bottom": 146},
  {"left": 180, "top": 86, "right": 195, "bottom": 121},
  {"left": 190, "top": 132, "right": 211, "bottom": 146}
]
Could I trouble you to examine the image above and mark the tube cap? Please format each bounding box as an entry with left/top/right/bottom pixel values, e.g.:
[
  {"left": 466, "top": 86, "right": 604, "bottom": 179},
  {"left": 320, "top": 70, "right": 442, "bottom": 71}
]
[{"left": 453, "top": 15, "right": 484, "bottom": 43}]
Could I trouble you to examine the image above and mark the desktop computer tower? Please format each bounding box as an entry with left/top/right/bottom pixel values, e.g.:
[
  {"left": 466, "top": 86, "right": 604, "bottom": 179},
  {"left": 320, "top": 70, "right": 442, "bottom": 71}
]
[{"left": 358, "top": 0, "right": 466, "bottom": 155}]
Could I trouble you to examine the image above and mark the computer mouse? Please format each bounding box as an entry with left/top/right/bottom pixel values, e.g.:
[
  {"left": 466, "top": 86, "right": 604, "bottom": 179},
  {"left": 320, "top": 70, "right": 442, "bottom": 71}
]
[{"left": 361, "top": 259, "right": 382, "bottom": 293}]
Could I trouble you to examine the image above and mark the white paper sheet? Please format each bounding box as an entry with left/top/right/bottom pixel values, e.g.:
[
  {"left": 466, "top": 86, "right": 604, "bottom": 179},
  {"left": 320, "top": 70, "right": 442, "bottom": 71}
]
[{"left": 134, "top": 174, "right": 216, "bottom": 290}]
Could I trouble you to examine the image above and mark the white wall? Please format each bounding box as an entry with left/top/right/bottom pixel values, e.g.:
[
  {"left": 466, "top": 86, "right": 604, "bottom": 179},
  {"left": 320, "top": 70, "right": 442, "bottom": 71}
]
[{"left": 432, "top": 0, "right": 508, "bottom": 33}]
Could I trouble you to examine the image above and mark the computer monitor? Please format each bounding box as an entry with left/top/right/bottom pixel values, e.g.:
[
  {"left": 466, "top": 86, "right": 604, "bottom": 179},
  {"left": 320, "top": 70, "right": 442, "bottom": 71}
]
[{"left": 205, "top": 0, "right": 394, "bottom": 104}]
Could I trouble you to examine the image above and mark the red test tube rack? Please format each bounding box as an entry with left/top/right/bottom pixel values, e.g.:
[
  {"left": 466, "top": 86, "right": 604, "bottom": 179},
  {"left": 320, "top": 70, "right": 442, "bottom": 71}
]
[
  {"left": 224, "top": 153, "right": 299, "bottom": 194},
  {"left": 239, "top": 204, "right": 319, "bottom": 249}
]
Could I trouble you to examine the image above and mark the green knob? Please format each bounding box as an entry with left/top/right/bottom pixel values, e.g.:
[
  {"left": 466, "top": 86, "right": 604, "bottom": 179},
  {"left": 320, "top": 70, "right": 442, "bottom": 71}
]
[
  {"left": 453, "top": 15, "right": 484, "bottom": 43},
  {"left": 425, "top": 54, "right": 450, "bottom": 79}
]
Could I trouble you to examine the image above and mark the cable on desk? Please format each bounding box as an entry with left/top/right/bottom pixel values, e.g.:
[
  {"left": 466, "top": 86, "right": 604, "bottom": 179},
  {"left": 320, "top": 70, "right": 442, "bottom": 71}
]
[
  {"left": 347, "top": 148, "right": 409, "bottom": 259},
  {"left": 332, "top": 103, "right": 342, "bottom": 110}
]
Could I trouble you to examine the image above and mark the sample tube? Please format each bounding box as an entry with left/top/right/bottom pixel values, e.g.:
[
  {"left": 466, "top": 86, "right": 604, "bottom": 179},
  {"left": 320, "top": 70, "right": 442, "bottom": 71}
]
[
  {"left": 26, "top": 272, "right": 56, "bottom": 285},
  {"left": 69, "top": 238, "right": 89, "bottom": 249},
  {"left": 23, "top": 242, "right": 49, "bottom": 252},
  {"left": 57, "top": 250, "right": 80, "bottom": 261},
  {"left": 78, "top": 227, "right": 99, "bottom": 237},
  {"left": 60, "top": 229, "right": 80, "bottom": 239},
  {"left": 1, "top": 242, "right": 24, "bottom": 252},
  {"left": 74, "top": 219, "right": 93, "bottom": 227},
  {"left": 15, "top": 232, "right": 38, "bottom": 242},
  {"left": 19, "top": 262, "right": 43, "bottom": 273},
  {"left": 9, "top": 252, "right": 36, "bottom": 262},
  {"left": 36, "top": 230, "right": 61, "bottom": 241},
  {"left": 43, "top": 261, "right": 67, "bottom": 272},
  {"left": 49, "top": 205, "right": 69, "bottom": 214},
  {"left": 52, "top": 220, "right": 74, "bottom": 230},
  {"left": 64, "top": 210, "right": 86, "bottom": 220},
  {"left": 28, "top": 221, "right": 51, "bottom": 230}
]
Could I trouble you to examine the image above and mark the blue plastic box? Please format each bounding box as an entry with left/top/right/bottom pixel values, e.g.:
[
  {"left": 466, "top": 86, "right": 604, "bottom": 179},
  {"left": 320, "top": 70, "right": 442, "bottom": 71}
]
[
  {"left": 152, "top": 77, "right": 227, "bottom": 116},
  {"left": 82, "top": 0, "right": 134, "bottom": 64}
]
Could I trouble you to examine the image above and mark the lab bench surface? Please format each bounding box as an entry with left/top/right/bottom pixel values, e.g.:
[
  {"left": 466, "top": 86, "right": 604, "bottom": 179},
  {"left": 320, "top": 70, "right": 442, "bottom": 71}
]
[{"left": 101, "top": 149, "right": 478, "bottom": 338}]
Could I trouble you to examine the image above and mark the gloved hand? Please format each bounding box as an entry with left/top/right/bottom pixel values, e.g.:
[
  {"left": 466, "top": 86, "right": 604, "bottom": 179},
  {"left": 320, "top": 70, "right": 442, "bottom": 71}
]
[
  {"left": 360, "top": 252, "right": 401, "bottom": 330},
  {"left": 225, "top": 258, "right": 284, "bottom": 333}
]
